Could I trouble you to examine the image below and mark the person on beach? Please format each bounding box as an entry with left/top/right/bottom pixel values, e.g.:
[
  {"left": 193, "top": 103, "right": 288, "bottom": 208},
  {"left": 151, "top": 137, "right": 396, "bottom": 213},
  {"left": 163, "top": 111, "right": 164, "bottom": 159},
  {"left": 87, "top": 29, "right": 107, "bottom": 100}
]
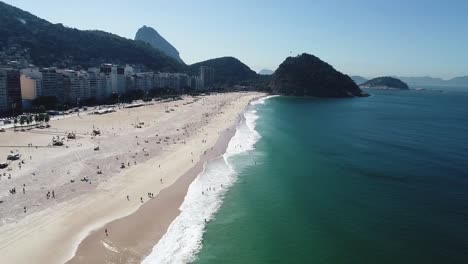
[{"left": 105, "top": 228, "right": 108, "bottom": 236}]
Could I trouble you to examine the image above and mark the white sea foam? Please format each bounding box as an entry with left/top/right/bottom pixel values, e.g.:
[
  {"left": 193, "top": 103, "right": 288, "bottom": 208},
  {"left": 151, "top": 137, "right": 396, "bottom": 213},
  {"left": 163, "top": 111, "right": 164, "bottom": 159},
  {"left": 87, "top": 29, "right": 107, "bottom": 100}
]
[{"left": 141, "top": 96, "right": 274, "bottom": 264}]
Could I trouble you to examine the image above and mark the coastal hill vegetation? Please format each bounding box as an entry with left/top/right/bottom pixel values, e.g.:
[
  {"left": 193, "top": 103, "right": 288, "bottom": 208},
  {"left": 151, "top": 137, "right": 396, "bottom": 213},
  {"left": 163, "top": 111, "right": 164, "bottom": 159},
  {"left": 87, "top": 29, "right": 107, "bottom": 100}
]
[
  {"left": 0, "top": 1, "right": 184, "bottom": 72},
  {"left": 0, "top": 0, "right": 261, "bottom": 89},
  {"left": 1, "top": 2, "right": 379, "bottom": 97},
  {"left": 361, "top": 77, "right": 409, "bottom": 89},
  {"left": 271, "top": 53, "right": 366, "bottom": 97},
  {"left": 189, "top": 57, "right": 258, "bottom": 88}
]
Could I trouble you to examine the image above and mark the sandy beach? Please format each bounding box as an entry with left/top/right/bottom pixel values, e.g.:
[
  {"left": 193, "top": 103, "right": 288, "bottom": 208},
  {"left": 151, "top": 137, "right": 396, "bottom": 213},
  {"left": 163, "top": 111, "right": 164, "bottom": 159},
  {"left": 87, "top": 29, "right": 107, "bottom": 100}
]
[{"left": 0, "top": 92, "right": 263, "bottom": 264}]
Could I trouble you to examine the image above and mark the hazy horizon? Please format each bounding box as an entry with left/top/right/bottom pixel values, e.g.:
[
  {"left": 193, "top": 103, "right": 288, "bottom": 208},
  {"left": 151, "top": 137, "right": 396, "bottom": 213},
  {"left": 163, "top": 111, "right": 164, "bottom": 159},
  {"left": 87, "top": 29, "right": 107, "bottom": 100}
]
[{"left": 3, "top": 0, "right": 468, "bottom": 79}]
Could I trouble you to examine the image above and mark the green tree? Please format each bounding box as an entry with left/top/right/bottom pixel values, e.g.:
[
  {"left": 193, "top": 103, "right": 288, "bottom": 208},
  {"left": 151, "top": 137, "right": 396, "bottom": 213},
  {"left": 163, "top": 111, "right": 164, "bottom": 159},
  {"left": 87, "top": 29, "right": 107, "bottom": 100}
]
[
  {"left": 32, "top": 96, "right": 58, "bottom": 110},
  {"left": 27, "top": 115, "right": 33, "bottom": 125},
  {"left": 38, "top": 105, "right": 46, "bottom": 113},
  {"left": 19, "top": 116, "right": 27, "bottom": 126},
  {"left": 44, "top": 114, "right": 50, "bottom": 125},
  {"left": 34, "top": 114, "right": 40, "bottom": 124}
]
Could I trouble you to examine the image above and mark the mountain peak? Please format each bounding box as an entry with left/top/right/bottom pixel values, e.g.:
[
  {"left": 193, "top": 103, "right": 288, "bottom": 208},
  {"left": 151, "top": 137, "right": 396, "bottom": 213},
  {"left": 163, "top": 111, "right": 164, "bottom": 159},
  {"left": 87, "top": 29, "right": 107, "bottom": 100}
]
[
  {"left": 135, "top": 26, "right": 184, "bottom": 64},
  {"left": 271, "top": 53, "right": 366, "bottom": 97}
]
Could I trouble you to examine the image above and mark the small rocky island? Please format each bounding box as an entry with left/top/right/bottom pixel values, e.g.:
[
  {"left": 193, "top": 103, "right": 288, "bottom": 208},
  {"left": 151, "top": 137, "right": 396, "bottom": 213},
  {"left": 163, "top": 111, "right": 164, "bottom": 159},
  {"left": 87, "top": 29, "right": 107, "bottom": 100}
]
[
  {"left": 360, "top": 77, "right": 409, "bottom": 89},
  {"left": 271, "top": 53, "right": 367, "bottom": 97}
]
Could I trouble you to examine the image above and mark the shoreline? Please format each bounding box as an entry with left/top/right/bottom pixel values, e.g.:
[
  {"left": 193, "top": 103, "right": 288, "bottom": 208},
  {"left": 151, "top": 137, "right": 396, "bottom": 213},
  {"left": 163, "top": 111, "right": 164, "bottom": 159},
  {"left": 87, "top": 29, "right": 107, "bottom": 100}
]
[
  {"left": 142, "top": 94, "right": 270, "bottom": 263},
  {"left": 65, "top": 95, "right": 264, "bottom": 263},
  {"left": 0, "top": 92, "right": 264, "bottom": 264},
  {"left": 66, "top": 111, "right": 241, "bottom": 264}
]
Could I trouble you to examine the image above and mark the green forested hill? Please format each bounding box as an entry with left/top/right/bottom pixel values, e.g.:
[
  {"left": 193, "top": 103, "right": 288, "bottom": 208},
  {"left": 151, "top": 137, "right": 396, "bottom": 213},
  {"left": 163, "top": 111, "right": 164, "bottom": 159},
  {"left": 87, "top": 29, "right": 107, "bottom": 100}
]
[
  {"left": 271, "top": 53, "right": 365, "bottom": 97},
  {"left": 0, "top": 1, "right": 185, "bottom": 72},
  {"left": 361, "top": 77, "right": 409, "bottom": 89},
  {"left": 189, "top": 57, "right": 258, "bottom": 87}
]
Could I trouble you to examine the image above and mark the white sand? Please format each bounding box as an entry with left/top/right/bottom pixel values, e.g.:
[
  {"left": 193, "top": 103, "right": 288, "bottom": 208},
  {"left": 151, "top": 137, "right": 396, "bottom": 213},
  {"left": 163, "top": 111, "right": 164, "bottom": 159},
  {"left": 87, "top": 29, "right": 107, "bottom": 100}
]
[{"left": 0, "top": 92, "right": 263, "bottom": 264}]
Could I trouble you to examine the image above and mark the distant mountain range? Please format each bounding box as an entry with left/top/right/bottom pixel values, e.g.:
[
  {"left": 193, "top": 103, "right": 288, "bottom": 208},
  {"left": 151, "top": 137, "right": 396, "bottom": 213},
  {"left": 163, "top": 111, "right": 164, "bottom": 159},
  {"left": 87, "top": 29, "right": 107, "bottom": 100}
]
[
  {"left": 396, "top": 76, "right": 468, "bottom": 87},
  {"left": 351, "top": 75, "right": 468, "bottom": 87},
  {"left": 258, "top": 69, "right": 274, "bottom": 75},
  {"left": 350, "top": 76, "right": 368, "bottom": 85},
  {"left": 135, "top": 26, "right": 184, "bottom": 64},
  {"left": 3, "top": 1, "right": 463, "bottom": 95},
  {"left": 0, "top": 1, "right": 264, "bottom": 87}
]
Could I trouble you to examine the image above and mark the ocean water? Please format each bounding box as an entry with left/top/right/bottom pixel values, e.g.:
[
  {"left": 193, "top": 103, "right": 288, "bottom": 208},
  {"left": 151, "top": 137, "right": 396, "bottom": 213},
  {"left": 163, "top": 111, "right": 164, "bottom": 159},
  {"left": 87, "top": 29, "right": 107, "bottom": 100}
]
[
  {"left": 145, "top": 89, "right": 468, "bottom": 264},
  {"left": 141, "top": 96, "right": 269, "bottom": 264}
]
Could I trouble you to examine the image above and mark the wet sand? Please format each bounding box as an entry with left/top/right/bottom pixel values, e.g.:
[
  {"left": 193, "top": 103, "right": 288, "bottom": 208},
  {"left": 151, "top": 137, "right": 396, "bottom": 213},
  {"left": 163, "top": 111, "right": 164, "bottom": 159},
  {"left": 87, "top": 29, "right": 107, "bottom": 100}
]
[
  {"left": 0, "top": 92, "right": 264, "bottom": 264},
  {"left": 67, "top": 117, "right": 237, "bottom": 264}
]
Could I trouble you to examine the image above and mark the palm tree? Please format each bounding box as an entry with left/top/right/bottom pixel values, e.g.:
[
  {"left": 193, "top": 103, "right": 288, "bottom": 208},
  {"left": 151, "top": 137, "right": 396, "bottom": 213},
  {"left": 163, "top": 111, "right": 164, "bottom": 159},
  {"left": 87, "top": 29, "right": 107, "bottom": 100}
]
[
  {"left": 44, "top": 114, "right": 50, "bottom": 127},
  {"left": 34, "top": 114, "right": 40, "bottom": 124},
  {"left": 19, "top": 116, "right": 26, "bottom": 126},
  {"left": 26, "top": 115, "right": 31, "bottom": 126}
]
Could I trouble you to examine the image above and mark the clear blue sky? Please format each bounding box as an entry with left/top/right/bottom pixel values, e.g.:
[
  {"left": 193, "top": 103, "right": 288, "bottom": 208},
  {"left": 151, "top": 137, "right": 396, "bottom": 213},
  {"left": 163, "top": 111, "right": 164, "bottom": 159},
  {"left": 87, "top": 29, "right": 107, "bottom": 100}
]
[{"left": 4, "top": 0, "right": 468, "bottom": 78}]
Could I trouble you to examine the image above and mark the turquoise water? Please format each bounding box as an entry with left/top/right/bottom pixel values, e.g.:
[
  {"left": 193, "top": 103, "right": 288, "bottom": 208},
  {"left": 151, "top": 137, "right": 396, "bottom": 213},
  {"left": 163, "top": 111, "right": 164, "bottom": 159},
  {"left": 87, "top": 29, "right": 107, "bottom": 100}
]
[{"left": 194, "top": 89, "right": 468, "bottom": 263}]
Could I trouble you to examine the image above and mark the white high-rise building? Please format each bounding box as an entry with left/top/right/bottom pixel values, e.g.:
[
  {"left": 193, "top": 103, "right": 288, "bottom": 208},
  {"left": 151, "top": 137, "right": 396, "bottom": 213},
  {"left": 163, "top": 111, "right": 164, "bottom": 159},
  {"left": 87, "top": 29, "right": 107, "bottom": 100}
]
[
  {"left": 124, "top": 65, "right": 134, "bottom": 76},
  {"left": 154, "top": 73, "right": 190, "bottom": 90},
  {"left": 58, "top": 70, "right": 92, "bottom": 105},
  {"left": 200, "top": 66, "right": 215, "bottom": 89},
  {"left": 40, "top": 68, "right": 65, "bottom": 103},
  {"left": 191, "top": 76, "right": 204, "bottom": 90},
  {"left": 89, "top": 67, "right": 112, "bottom": 101},
  {"left": 134, "top": 72, "right": 153, "bottom": 92},
  {"left": 111, "top": 66, "right": 125, "bottom": 94},
  {"left": 100, "top": 64, "right": 126, "bottom": 95},
  {"left": 96, "top": 73, "right": 112, "bottom": 102}
]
